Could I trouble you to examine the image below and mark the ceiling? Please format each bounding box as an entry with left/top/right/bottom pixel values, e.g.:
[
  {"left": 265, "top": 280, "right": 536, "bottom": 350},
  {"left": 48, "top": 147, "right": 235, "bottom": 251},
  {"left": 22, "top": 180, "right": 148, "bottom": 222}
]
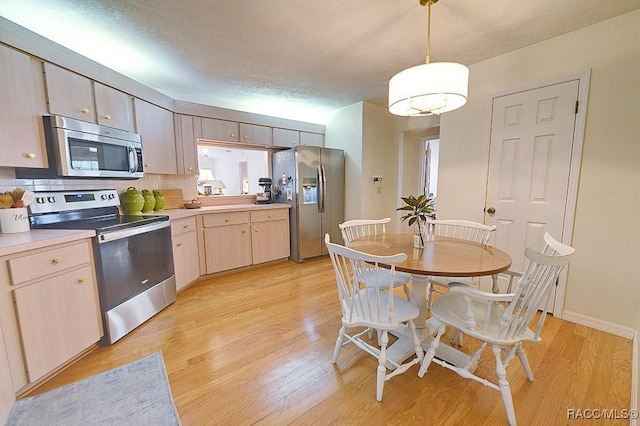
[{"left": 1, "top": 0, "right": 639, "bottom": 124}]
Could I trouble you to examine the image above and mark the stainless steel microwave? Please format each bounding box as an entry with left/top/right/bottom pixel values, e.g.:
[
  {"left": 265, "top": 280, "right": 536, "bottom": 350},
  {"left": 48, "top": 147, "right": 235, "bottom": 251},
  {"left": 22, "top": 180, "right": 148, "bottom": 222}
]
[{"left": 16, "top": 115, "right": 144, "bottom": 179}]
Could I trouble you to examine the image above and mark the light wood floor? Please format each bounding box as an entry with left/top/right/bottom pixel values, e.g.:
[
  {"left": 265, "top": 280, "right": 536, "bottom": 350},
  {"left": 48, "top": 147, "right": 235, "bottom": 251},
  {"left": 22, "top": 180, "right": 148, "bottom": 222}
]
[{"left": 30, "top": 257, "right": 632, "bottom": 425}]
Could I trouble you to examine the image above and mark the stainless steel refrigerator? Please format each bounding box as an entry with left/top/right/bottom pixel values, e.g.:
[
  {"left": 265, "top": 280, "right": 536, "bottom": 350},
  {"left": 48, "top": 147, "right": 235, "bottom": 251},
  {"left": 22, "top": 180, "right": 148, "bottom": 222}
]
[{"left": 272, "top": 146, "right": 344, "bottom": 262}]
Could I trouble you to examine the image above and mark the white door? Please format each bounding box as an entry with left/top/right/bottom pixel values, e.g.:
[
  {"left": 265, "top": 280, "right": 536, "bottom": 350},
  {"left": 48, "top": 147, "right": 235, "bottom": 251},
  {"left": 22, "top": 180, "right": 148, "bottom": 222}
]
[{"left": 484, "top": 80, "right": 580, "bottom": 312}]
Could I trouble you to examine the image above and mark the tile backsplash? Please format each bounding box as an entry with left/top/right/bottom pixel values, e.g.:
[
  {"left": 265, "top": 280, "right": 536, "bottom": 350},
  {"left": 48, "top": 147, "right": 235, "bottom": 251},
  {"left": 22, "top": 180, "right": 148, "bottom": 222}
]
[{"left": 0, "top": 167, "right": 198, "bottom": 201}]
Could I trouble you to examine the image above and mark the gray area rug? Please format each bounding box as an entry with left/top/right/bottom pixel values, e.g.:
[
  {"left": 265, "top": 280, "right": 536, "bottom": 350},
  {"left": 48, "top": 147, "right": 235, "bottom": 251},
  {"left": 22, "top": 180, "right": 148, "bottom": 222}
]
[{"left": 6, "top": 351, "right": 181, "bottom": 425}]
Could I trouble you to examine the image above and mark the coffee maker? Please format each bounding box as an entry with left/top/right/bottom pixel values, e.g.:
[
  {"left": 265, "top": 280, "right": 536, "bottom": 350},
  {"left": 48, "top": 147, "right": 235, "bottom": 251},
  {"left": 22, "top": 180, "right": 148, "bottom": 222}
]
[{"left": 256, "top": 177, "right": 273, "bottom": 204}]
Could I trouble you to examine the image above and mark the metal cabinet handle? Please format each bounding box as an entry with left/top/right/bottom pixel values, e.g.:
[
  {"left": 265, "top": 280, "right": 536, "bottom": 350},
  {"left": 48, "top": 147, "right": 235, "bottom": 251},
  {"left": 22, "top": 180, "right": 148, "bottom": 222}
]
[
  {"left": 176, "top": 242, "right": 182, "bottom": 247},
  {"left": 78, "top": 278, "right": 86, "bottom": 284},
  {"left": 103, "top": 114, "right": 112, "bottom": 120},
  {"left": 25, "top": 152, "right": 36, "bottom": 159},
  {"left": 486, "top": 207, "right": 496, "bottom": 214},
  {"left": 51, "top": 257, "right": 61, "bottom": 264},
  {"left": 81, "top": 108, "right": 90, "bottom": 114},
  {"left": 182, "top": 224, "right": 189, "bottom": 229}
]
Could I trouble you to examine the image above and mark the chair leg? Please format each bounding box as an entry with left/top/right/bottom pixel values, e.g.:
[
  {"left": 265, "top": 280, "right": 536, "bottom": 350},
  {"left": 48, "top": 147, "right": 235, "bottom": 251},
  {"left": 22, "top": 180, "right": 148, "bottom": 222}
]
[
  {"left": 492, "top": 344, "right": 517, "bottom": 426},
  {"left": 450, "top": 328, "right": 464, "bottom": 346},
  {"left": 332, "top": 325, "right": 346, "bottom": 364},
  {"left": 403, "top": 283, "right": 412, "bottom": 300},
  {"left": 408, "top": 320, "right": 424, "bottom": 362},
  {"left": 376, "top": 330, "right": 389, "bottom": 401},
  {"left": 418, "top": 322, "right": 445, "bottom": 378},
  {"left": 515, "top": 343, "right": 534, "bottom": 381}
]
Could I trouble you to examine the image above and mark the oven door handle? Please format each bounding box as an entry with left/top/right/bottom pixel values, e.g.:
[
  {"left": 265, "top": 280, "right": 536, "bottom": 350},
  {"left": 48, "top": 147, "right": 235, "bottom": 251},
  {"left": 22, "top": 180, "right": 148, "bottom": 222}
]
[{"left": 98, "top": 220, "right": 169, "bottom": 243}]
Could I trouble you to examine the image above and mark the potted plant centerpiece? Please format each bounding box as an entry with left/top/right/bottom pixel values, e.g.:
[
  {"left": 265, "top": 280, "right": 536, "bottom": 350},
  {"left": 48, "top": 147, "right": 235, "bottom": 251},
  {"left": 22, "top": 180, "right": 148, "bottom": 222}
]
[{"left": 396, "top": 194, "right": 436, "bottom": 248}]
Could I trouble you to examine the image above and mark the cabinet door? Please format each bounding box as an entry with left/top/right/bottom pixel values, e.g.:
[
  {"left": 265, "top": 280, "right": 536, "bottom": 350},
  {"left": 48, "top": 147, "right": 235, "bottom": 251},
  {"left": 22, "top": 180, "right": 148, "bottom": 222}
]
[
  {"left": 0, "top": 45, "right": 48, "bottom": 168},
  {"left": 173, "top": 231, "right": 200, "bottom": 291},
  {"left": 204, "top": 224, "right": 252, "bottom": 273},
  {"left": 43, "top": 62, "right": 95, "bottom": 122},
  {"left": 175, "top": 114, "right": 199, "bottom": 175},
  {"left": 0, "top": 321, "right": 15, "bottom": 423},
  {"left": 134, "top": 98, "right": 177, "bottom": 174},
  {"left": 201, "top": 117, "right": 239, "bottom": 142},
  {"left": 93, "top": 82, "right": 134, "bottom": 131},
  {"left": 300, "top": 132, "right": 324, "bottom": 147},
  {"left": 272, "top": 128, "right": 299, "bottom": 148},
  {"left": 240, "top": 123, "right": 272, "bottom": 146},
  {"left": 251, "top": 220, "right": 290, "bottom": 264},
  {"left": 13, "top": 265, "right": 102, "bottom": 382}
]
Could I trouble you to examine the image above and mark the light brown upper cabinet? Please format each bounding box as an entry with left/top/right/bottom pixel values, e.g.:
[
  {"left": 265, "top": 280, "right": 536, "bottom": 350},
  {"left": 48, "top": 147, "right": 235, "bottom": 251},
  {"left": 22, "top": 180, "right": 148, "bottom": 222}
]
[
  {"left": 134, "top": 98, "right": 177, "bottom": 175},
  {"left": 200, "top": 118, "right": 272, "bottom": 146},
  {"left": 239, "top": 123, "right": 272, "bottom": 146},
  {"left": 175, "top": 114, "right": 201, "bottom": 175},
  {"left": 0, "top": 44, "right": 48, "bottom": 168},
  {"left": 43, "top": 62, "right": 135, "bottom": 131},
  {"left": 300, "top": 132, "right": 324, "bottom": 147},
  {"left": 201, "top": 117, "right": 239, "bottom": 143},
  {"left": 92, "top": 82, "right": 134, "bottom": 131},
  {"left": 272, "top": 128, "right": 300, "bottom": 148}
]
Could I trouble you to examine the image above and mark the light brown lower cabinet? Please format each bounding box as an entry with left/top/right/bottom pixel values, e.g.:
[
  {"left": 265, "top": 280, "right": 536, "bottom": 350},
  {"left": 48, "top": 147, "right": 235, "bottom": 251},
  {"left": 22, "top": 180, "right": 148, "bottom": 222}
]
[
  {"left": 13, "top": 265, "right": 101, "bottom": 382},
  {"left": 171, "top": 217, "right": 200, "bottom": 291},
  {"left": 200, "top": 208, "right": 290, "bottom": 275},
  {"left": 0, "top": 239, "right": 103, "bottom": 392},
  {"left": 251, "top": 209, "right": 290, "bottom": 264}
]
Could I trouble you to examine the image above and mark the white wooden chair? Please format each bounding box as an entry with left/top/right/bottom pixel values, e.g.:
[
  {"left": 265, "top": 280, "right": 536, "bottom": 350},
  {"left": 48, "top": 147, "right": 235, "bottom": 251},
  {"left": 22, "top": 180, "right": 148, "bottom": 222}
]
[
  {"left": 426, "top": 218, "right": 498, "bottom": 308},
  {"left": 418, "top": 233, "right": 575, "bottom": 425},
  {"left": 325, "top": 234, "right": 423, "bottom": 401},
  {"left": 339, "top": 218, "right": 412, "bottom": 299}
]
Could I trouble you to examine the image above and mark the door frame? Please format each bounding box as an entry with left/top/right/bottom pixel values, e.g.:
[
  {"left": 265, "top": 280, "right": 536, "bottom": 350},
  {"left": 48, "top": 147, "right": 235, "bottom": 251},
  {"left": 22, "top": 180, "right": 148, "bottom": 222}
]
[{"left": 479, "top": 70, "right": 591, "bottom": 318}]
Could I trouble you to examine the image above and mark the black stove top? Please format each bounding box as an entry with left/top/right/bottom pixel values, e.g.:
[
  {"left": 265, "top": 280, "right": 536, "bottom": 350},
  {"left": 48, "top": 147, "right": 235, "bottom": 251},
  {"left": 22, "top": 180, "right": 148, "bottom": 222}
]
[
  {"left": 31, "top": 213, "right": 168, "bottom": 234},
  {"left": 28, "top": 189, "right": 169, "bottom": 234}
]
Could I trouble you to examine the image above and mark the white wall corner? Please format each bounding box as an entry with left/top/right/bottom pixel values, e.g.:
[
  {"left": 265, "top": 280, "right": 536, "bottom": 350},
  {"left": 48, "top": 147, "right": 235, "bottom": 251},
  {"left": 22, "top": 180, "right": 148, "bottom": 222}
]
[
  {"left": 632, "top": 332, "right": 638, "bottom": 426},
  {"left": 563, "top": 312, "right": 638, "bottom": 424},
  {"left": 562, "top": 311, "right": 636, "bottom": 339}
]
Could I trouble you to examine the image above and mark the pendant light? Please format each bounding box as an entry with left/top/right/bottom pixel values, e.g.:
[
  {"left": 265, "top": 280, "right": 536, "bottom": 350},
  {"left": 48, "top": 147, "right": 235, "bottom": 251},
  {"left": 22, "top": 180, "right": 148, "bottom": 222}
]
[{"left": 388, "top": 0, "right": 469, "bottom": 116}]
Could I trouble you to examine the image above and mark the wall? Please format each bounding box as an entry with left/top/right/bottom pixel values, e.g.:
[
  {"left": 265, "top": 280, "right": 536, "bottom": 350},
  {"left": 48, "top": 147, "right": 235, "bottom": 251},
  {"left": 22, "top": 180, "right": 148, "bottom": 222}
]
[
  {"left": 438, "top": 11, "right": 640, "bottom": 331},
  {"left": 327, "top": 102, "right": 406, "bottom": 223},
  {"left": 361, "top": 102, "right": 397, "bottom": 221},
  {"left": 325, "top": 103, "right": 363, "bottom": 221}
]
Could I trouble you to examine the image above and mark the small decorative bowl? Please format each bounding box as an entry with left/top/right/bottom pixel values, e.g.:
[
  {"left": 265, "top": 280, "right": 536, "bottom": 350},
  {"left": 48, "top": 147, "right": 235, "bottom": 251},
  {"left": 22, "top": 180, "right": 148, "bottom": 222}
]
[{"left": 184, "top": 201, "right": 202, "bottom": 209}]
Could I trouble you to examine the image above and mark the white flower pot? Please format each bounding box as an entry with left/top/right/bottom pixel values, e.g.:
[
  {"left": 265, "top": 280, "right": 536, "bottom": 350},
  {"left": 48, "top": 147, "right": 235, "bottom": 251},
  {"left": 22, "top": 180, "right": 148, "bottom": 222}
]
[{"left": 0, "top": 208, "right": 30, "bottom": 233}]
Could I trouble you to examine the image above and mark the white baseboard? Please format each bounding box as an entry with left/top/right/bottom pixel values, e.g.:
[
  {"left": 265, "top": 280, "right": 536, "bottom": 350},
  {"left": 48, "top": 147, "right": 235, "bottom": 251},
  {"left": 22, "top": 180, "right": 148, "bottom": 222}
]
[
  {"left": 562, "top": 311, "right": 638, "bottom": 425},
  {"left": 562, "top": 310, "right": 636, "bottom": 339}
]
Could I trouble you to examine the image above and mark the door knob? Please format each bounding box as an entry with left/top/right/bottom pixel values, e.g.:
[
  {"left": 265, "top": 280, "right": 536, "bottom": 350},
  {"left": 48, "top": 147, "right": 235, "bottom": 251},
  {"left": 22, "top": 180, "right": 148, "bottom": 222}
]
[{"left": 486, "top": 207, "right": 496, "bottom": 214}]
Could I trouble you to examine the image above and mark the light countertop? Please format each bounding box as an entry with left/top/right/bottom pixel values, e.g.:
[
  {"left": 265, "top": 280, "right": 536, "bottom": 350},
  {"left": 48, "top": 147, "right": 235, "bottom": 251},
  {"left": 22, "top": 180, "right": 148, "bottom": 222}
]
[
  {"left": 149, "top": 203, "right": 290, "bottom": 220},
  {"left": 0, "top": 203, "right": 289, "bottom": 256},
  {"left": 0, "top": 229, "right": 96, "bottom": 257}
]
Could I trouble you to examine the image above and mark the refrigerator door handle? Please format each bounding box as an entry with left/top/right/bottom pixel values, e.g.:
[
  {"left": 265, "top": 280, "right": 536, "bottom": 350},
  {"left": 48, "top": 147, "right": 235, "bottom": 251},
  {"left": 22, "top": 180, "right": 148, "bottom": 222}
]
[{"left": 317, "top": 164, "right": 325, "bottom": 214}]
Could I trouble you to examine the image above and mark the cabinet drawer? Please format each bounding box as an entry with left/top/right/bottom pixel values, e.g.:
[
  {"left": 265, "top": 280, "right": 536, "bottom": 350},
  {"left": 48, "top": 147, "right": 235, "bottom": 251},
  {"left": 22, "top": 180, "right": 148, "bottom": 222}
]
[
  {"left": 8, "top": 241, "right": 91, "bottom": 285},
  {"left": 202, "top": 212, "right": 250, "bottom": 227},
  {"left": 171, "top": 217, "right": 197, "bottom": 236},
  {"left": 251, "top": 209, "right": 289, "bottom": 223}
]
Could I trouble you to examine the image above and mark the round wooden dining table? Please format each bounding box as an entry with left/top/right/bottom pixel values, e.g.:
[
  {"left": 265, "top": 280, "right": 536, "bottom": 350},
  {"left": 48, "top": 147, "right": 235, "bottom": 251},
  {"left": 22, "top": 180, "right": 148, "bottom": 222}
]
[
  {"left": 350, "top": 233, "right": 512, "bottom": 324},
  {"left": 350, "top": 233, "right": 512, "bottom": 367}
]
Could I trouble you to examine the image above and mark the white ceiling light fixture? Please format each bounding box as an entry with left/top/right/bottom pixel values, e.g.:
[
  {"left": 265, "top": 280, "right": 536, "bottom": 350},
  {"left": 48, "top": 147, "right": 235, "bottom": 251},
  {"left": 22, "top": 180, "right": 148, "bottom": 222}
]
[{"left": 388, "top": 0, "right": 469, "bottom": 116}]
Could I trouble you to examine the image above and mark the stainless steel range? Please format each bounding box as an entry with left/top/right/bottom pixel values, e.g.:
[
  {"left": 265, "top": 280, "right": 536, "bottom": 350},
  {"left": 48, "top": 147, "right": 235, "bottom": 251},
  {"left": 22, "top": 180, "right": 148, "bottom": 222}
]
[{"left": 28, "top": 189, "right": 176, "bottom": 344}]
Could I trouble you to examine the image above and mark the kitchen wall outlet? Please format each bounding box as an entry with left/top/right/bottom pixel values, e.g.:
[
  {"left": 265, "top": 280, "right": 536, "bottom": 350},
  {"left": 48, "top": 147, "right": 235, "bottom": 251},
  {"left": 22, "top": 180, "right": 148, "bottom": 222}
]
[{"left": 372, "top": 176, "right": 382, "bottom": 184}]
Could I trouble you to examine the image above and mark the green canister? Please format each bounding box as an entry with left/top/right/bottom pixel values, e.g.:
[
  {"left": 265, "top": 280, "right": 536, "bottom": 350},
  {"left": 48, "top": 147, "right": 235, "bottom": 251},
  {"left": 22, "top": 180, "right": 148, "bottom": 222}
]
[
  {"left": 153, "top": 190, "right": 165, "bottom": 211},
  {"left": 120, "top": 187, "right": 144, "bottom": 215},
  {"left": 141, "top": 189, "right": 156, "bottom": 213}
]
